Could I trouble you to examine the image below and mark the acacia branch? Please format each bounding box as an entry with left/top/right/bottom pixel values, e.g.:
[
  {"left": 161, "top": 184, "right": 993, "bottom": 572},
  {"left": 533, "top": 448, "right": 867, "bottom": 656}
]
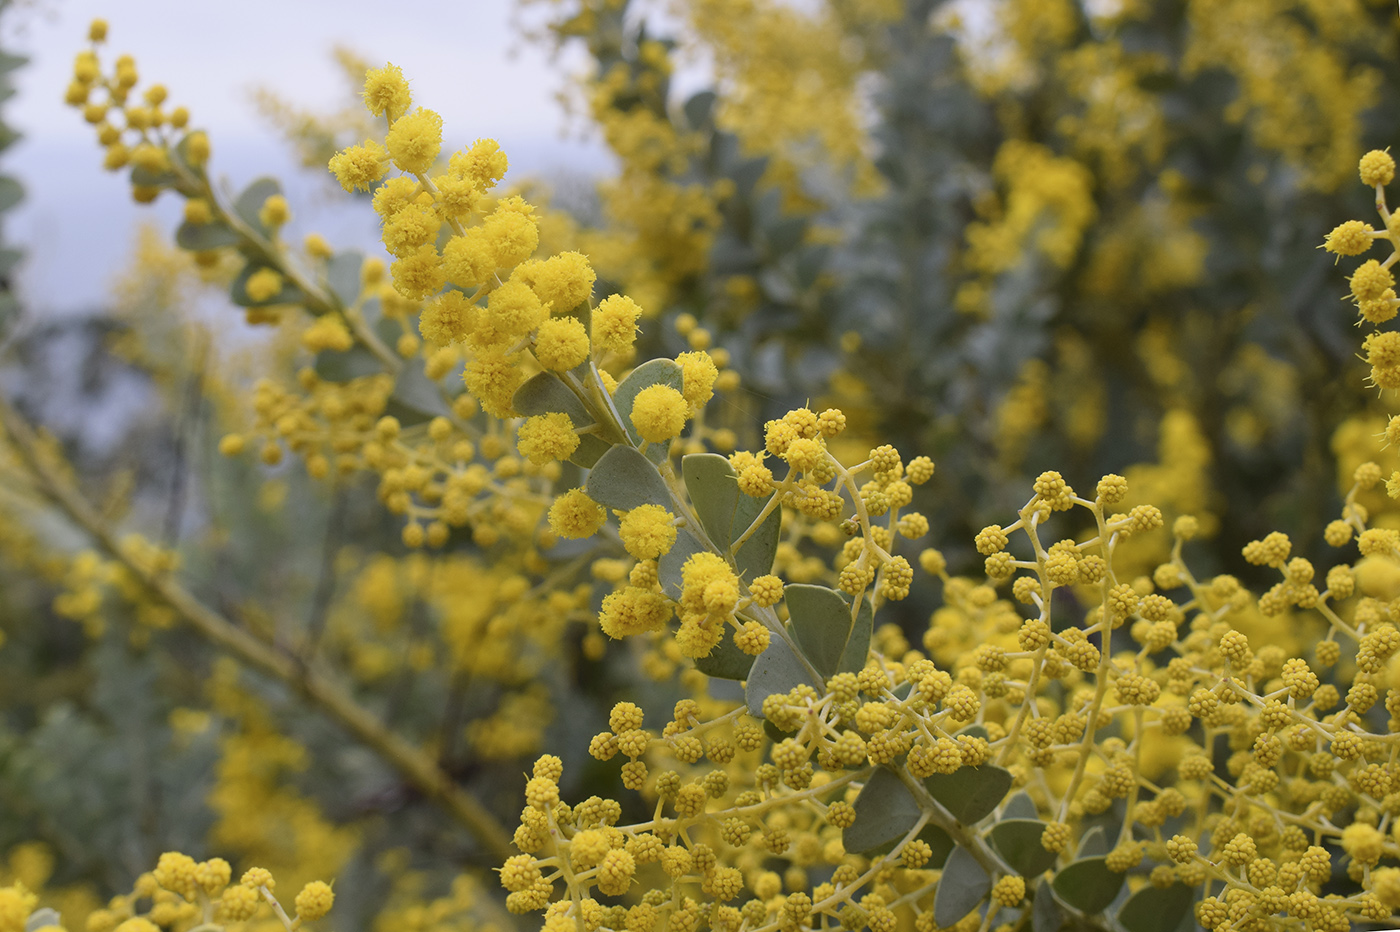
[{"left": 0, "top": 396, "right": 515, "bottom": 863}]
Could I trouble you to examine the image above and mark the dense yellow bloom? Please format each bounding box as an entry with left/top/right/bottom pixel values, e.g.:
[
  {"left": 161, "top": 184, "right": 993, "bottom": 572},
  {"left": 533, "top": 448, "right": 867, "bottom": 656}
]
[
  {"left": 1361, "top": 149, "right": 1396, "bottom": 187},
  {"left": 515, "top": 251, "right": 596, "bottom": 312},
  {"left": 548, "top": 488, "right": 606, "bottom": 539},
  {"left": 328, "top": 139, "right": 388, "bottom": 192},
  {"left": 599, "top": 586, "right": 671, "bottom": 638},
  {"left": 619, "top": 504, "right": 677, "bottom": 560},
  {"left": 294, "top": 880, "right": 334, "bottom": 921},
  {"left": 384, "top": 107, "right": 443, "bottom": 175},
  {"left": 418, "top": 291, "right": 476, "bottom": 346},
  {"left": 362, "top": 63, "right": 411, "bottom": 120},
  {"left": 630, "top": 384, "right": 688, "bottom": 443},
  {"left": 592, "top": 294, "right": 642, "bottom": 354},
  {"left": 516, "top": 413, "right": 579, "bottom": 466},
  {"left": 534, "top": 316, "right": 590, "bottom": 371}
]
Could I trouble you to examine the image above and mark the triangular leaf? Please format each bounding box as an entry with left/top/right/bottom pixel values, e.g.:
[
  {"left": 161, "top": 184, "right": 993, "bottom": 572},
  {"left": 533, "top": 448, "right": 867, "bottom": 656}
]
[
  {"left": 924, "top": 764, "right": 1013, "bottom": 825},
  {"left": 175, "top": 219, "right": 240, "bottom": 251},
  {"left": 314, "top": 345, "right": 381, "bottom": 382},
  {"left": 842, "top": 767, "right": 922, "bottom": 855},
  {"left": 682, "top": 453, "right": 739, "bottom": 550},
  {"left": 785, "top": 584, "right": 871, "bottom": 680},
  {"left": 612, "top": 358, "right": 684, "bottom": 447},
  {"left": 988, "top": 819, "right": 1059, "bottom": 877},
  {"left": 933, "top": 846, "right": 991, "bottom": 927},
  {"left": 1052, "top": 858, "right": 1123, "bottom": 916},
  {"left": 918, "top": 822, "right": 956, "bottom": 869},
  {"left": 745, "top": 635, "right": 817, "bottom": 718},
  {"left": 1076, "top": 826, "right": 1108, "bottom": 859},
  {"left": 585, "top": 445, "right": 670, "bottom": 512},
  {"left": 1116, "top": 883, "right": 1194, "bottom": 932}
]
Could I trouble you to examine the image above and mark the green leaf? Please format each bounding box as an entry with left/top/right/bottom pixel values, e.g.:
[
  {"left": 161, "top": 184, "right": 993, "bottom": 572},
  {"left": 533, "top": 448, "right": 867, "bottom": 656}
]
[
  {"left": 933, "top": 846, "right": 991, "bottom": 927},
  {"left": 175, "top": 219, "right": 240, "bottom": 251},
  {"left": 1004, "top": 791, "right": 1038, "bottom": 820},
  {"left": 585, "top": 445, "right": 671, "bottom": 512},
  {"left": 570, "top": 436, "right": 611, "bottom": 469},
  {"left": 693, "top": 631, "right": 755, "bottom": 681},
  {"left": 842, "top": 767, "right": 921, "bottom": 855},
  {"left": 26, "top": 909, "right": 60, "bottom": 932},
  {"left": 1033, "top": 880, "right": 1064, "bottom": 932},
  {"left": 1052, "top": 858, "right": 1124, "bottom": 916},
  {"left": 233, "top": 177, "right": 282, "bottom": 238},
  {"left": 732, "top": 490, "right": 780, "bottom": 581},
  {"left": 682, "top": 454, "right": 739, "bottom": 549},
  {"left": 327, "top": 251, "right": 364, "bottom": 307},
  {"left": 314, "top": 345, "right": 381, "bottom": 382},
  {"left": 1116, "top": 884, "right": 1194, "bottom": 932},
  {"left": 513, "top": 371, "right": 592, "bottom": 423},
  {"left": 745, "top": 635, "right": 817, "bottom": 718},
  {"left": 129, "top": 163, "right": 175, "bottom": 188},
  {"left": 230, "top": 261, "right": 306, "bottom": 307},
  {"left": 0, "top": 248, "right": 21, "bottom": 278},
  {"left": 988, "top": 819, "right": 1059, "bottom": 877},
  {"left": 658, "top": 529, "right": 706, "bottom": 601},
  {"left": 612, "top": 358, "right": 684, "bottom": 447},
  {"left": 785, "top": 584, "right": 872, "bottom": 680},
  {"left": 0, "top": 175, "right": 22, "bottom": 211},
  {"left": 923, "top": 764, "right": 1013, "bottom": 825}
]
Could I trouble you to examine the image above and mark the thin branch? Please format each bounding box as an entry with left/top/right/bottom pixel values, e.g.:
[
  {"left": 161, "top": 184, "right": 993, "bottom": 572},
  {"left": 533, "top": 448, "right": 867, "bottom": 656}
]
[{"left": 0, "top": 396, "right": 515, "bottom": 863}]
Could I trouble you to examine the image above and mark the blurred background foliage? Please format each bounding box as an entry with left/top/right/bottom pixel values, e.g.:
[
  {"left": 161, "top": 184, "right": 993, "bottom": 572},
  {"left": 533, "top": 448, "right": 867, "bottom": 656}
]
[{"left": 3, "top": 0, "right": 1400, "bottom": 929}]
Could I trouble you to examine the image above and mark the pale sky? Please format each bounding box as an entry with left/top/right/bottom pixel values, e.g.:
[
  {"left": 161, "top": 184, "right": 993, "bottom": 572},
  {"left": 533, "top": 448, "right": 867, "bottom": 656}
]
[{"left": 0, "top": 0, "right": 616, "bottom": 314}]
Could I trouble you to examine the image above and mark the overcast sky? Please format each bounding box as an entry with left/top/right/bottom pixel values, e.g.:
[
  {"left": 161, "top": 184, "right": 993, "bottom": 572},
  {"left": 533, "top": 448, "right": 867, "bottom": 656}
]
[{"left": 0, "top": 0, "right": 616, "bottom": 314}]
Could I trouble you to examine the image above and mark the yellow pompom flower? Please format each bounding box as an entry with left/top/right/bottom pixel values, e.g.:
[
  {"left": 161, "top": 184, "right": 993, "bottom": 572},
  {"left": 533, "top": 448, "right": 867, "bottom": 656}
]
[
  {"left": 245, "top": 267, "right": 283, "bottom": 303},
  {"left": 462, "top": 351, "right": 526, "bottom": 418},
  {"left": 515, "top": 252, "right": 596, "bottom": 312},
  {"left": 535, "top": 317, "right": 590, "bottom": 372},
  {"left": 517, "top": 413, "right": 579, "bottom": 466},
  {"left": 630, "top": 384, "right": 688, "bottom": 443},
  {"left": 442, "top": 229, "right": 497, "bottom": 288},
  {"left": 419, "top": 291, "right": 477, "bottom": 346},
  {"left": 676, "top": 351, "right": 719, "bottom": 415},
  {"left": 486, "top": 199, "right": 539, "bottom": 267},
  {"left": 294, "top": 881, "right": 334, "bottom": 922},
  {"left": 362, "top": 63, "right": 411, "bottom": 121},
  {"left": 328, "top": 140, "right": 388, "bottom": 192},
  {"left": 1361, "top": 149, "right": 1396, "bottom": 187},
  {"left": 619, "top": 504, "right": 677, "bottom": 560},
  {"left": 390, "top": 244, "right": 445, "bottom": 299},
  {"left": 454, "top": 138, "right": 509, "bottom": 188},
  {"left": 592, "top": 295, "right": 642, "bottom": 355},
  {"left": 549, "top": 489, "right": 606, "bottom": 539},
  {"left": 0, "top": 884, "right": 37, "bottom": 932},
  {"left": 599, "top": 587, "right": 672, "bottom": 638},
  {"left": 385, "top": 107, "right": 443, "bottom": 175},
  {"left": 486, "top": 280, "right": 547, "bottom": 337}
]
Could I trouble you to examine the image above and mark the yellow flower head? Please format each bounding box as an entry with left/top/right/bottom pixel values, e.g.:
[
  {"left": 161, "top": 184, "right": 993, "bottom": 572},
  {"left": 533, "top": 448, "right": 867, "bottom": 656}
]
[
  {"left": 419, "top": 291, "right": 477, "bottom": 346},
  {"left": 362, "top": 63, "right": 411, "bottom": 121},
  {"left": 548, "top": 488, "right": 606, "bottom": 539},
  {"left": 514, "top": 251, "right": 596, "bottom": 313},
  {"left": 676, "top": 351, "right": 718, "bottom": 415},
  {"left": 592, "top": 295, "right": 643, "bottom": 355},
  {"left": 385, "top": 107, "right": 443, "bottom": 175},
  {"left": 619, "top": 504, "right": 677, "bottom": 560},
  {"left": 630, "top": 384, "right": 688, "bottom": 444},
  {"left": 599, "top": 586, "right": 672, "bottom": 638},
  {"left": 534, "top": 316, "right": 590, "bottom": 372},
  {"left": 516, "top": 413, "right": 579, "bottom": 466},
  {"left": 453, "top": 138, "right": 509, "bottom": 189}
]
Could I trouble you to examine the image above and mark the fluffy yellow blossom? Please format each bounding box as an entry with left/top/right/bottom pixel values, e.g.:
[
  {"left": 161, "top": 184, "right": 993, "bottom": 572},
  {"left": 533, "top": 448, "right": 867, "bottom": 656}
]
[
  {"left": 0, "top": 884, "right": 36, "bottom": 932},
  {"left": 515, "top": 252, "right": 596, "bottom": 312},
  {"left": 1361, "top": 149, "right": 1396, "bottom": 187},
  {"left": 328, "top": 140, "right": 388, "bottom": 192},
  {"left": 549, "top": 489, "right": 606, "bottom": 539},
  {"left": 619, "top": 504, "right": 677, "bottom": 560},
  {"left": 362, "top": 63, "right": 411, "bottom": 120},
  {"left": 516, "top": 413, "right": 579, "bottom": 466},
  {"left": 419, "top": 291, "right": 476, "bottom": 345},
  {"left": 599, "top": 587, "right": 672, "bottom": 638},
  {"left": 454, "top": 138, "right": 509, "bottom": 189},
  {"left": 592, "top": 295, "right": 642, "bottom": 354},
  {"left": 294, "top": 881, "right": 334, "bottom": 921},
  {"left": 245, "top": 267, "right": 283, "bottom": 303},
  {"left": 630, "top": 384, "right": 688, "bottom": 443},
  {"left": 676, "top": 351, "right": 719, "bottom": 414},
  {"left": 385, "top": 107, "right": 443, "bottom": 175},
  {"left": 534, "top": 317, "right": 590, "bottom": 372}
]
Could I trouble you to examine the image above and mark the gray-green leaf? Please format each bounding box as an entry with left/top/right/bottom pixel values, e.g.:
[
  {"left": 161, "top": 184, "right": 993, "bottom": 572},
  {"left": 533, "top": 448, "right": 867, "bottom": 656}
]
[
  {"left": 842, "top": 767, "right": 921, "bottom": 855},
  {"left": 745, "top": 635, "right": 817, "bottom": 718},
  {"left": 933, "top": 846, "right": 991, "bottom": 927},
  {"left": 682, "top": 453, "right": 739, "bottom": 549},
  {"left": 924, "top": 764, "right": 1013, "bottom": 825},
  {"left": 785, "top": 584, "right": 872, "bottom": 680},
  {"left": 1116, "top": 883, "right": 1194, "bottom": 932},
  {"left": 1052, "top": 858, "right": 1123, "bottom": 916},
  {"left": 1033, "top": 881, "right": 1064, "bottom": 932},
  {"left": 694, "top": 633, "right": 756, "bottom": 681},
  {"left": 1003, "top": 790, "right": 1038, "bottom": 820},
  {"left": 233, "top": 177, "right": 282, "bottom": 239},
  {"left": 175, "top": 219, "right": 240, "bottom": 251},
  {"left": 988, "top": 819, "right": 1059, "bottom": 877},
  {"left": 585, "top": 445, "right": 671, "bottom": 512},
  {"left": 732, "top": 490, "right": 780, "bottom": 581},
  {"left": 327, "top": 251, "right": 364, "bottom": 307}
]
